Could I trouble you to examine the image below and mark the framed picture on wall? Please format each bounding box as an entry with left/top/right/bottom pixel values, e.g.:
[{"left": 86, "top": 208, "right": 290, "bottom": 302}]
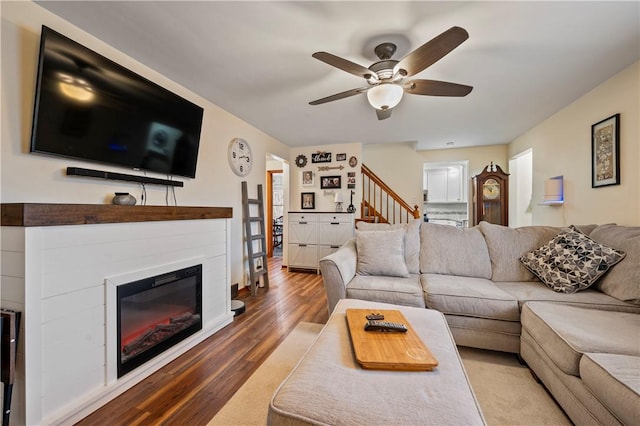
[
  {"left": 592, "top": 113, "right": 620, "bottom": 188},
  {"left": 320, "top": 175, "right": 341, "bottom": 189},
  {"left": 301, "top": 192, "right": 315, "bottom": 209},
  {"left": 336, "top": 153, "right": 347, "bottom": 161},
  {"left": 301, "top": 170, "right": 314, "bottom": 186}
]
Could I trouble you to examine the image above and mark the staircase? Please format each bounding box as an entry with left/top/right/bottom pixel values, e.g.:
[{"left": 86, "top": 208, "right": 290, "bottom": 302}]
[{"left": 360, "top": 164, "right": 420, "bottom": 225}]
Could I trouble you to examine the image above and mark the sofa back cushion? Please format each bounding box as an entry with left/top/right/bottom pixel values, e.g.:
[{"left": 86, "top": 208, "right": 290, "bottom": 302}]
[
  {"left": 590, "top": 224, "right": 640, "bottom": 304},
  {"left": 355, "top": 228, "right": 410, "bottom": 278},
  {"left": 356, "top": 218, "right": 420, "bottom": 274},
  {"left": 419, "top": 223, "right": 492, "bottom": 279},
  {"left": 479, "top": 221, "right": 560, "bottom": 281}
]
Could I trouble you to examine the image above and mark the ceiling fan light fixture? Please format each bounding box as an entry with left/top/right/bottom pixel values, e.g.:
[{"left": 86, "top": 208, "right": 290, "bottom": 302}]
[{"left": 366, "top": 83, "right": 403, "bottom": 110}]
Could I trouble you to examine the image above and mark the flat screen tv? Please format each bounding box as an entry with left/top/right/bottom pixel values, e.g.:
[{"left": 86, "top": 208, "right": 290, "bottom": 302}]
[{"left": 30, "top": 26, "right": 204, "bottom": 179}]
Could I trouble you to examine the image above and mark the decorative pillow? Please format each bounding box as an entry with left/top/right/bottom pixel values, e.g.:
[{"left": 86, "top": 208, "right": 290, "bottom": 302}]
[
  {"left": 356, "top": 228, "right": 409, "bottom": 278},
  {"left": 356, "top": 219, "right": 421, "bottom": 274},
  {"left": 519, "top": 226, "right": 626, "bottom": 293}
]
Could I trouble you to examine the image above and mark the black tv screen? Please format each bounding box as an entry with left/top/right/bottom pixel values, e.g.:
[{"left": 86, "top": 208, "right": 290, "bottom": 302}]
[{"left": 30, "top": 26, "right": 204, "bottom": 179}]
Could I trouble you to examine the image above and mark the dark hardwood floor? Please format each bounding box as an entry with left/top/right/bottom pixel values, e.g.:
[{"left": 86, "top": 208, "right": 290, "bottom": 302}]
[{"left": 76, "top": 257, "right": 328, "bottom": 425}]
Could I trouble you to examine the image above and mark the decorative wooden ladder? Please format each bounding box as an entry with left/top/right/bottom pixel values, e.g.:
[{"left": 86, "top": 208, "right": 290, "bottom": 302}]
[{"left": 241, "top": 181, "right": 269, "bottom": 296}]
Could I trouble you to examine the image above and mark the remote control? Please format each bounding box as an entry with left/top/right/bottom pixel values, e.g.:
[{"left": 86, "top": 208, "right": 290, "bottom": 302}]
[
  {"left": 364, "top": 320, "right": 408, "bottom": 333},
  {"left": 366, "top": 313, "right": 385, "bottom": 320}
]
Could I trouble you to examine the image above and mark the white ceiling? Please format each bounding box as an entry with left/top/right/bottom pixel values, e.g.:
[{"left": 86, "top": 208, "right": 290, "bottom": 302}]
[{"left": 37, "top": 1, "right": 640, "bottom": 151}]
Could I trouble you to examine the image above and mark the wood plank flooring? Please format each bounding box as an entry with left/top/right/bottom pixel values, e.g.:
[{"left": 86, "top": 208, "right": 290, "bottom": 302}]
[{"left": 76, "top": 257, "right": 328, "bottom": 425}]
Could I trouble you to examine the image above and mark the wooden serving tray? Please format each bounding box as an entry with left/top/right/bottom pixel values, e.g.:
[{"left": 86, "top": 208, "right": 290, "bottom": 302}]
[{"left": 346, "top": 309, "right": 438, "bottom": 371}]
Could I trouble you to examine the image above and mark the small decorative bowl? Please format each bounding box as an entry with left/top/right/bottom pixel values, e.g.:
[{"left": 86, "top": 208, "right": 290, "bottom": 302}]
[{"left": 112, "top": 192, "right": 136, "bottom": 206}]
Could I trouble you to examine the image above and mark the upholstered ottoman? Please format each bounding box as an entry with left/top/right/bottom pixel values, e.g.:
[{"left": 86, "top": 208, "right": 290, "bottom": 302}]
[{"left": 268, "top": 299, "right": 485, "bottom": 425}]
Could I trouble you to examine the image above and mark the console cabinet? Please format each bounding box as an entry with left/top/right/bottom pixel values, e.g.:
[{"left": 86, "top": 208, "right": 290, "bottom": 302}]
[{"left": 287, "top": 212, "right": 354, "bottom": 272}]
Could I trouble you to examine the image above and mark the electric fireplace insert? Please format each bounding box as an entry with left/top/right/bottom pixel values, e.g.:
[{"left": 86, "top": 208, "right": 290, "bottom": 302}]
[{"left": 117, "top": 264, "right": 202, "bottom": 378}]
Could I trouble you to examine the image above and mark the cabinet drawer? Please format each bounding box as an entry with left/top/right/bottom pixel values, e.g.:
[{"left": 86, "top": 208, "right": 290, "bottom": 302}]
[
  {"left": 289, "top": 221, "right": 317, "bottom": 244},
  {"left": 317, "top": 213, "right": 353, "bottom": 223},
  {"left": 288, "top": 244, "right": 318, "bottom": 269},
  {"left": 319, "top": 245, "right": 342, "bottom": 260},
  {"left": 289, "top": 213, "right": 318, "bottom": 223},
  {"left": 318, "top": 222, "right": 353, "bottom": 246}
]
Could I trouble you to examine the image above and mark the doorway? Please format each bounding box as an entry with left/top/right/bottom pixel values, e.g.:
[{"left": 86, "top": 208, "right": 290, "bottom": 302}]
[
  {"left": 423, "top": 161, "right": 469, "bottom": 227},
  {"left": 509, "top": 149, "right": 533, "bottom": 227},
  {"left": 267, "top": 170, "right": 284, "bottom": 257}
]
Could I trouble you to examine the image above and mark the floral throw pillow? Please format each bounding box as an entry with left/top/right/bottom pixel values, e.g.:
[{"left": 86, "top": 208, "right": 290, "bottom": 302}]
[{"left": 519, "top": 226, "right": 626, "bottom": 293}]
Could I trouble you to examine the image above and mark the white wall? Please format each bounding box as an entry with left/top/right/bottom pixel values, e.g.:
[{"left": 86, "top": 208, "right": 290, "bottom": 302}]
[
  {"left": 0, "top": 1, "right": 291, "bottom": 288},
  {"left": 508, "top": 61, "right": 640, "bottom": 226}
]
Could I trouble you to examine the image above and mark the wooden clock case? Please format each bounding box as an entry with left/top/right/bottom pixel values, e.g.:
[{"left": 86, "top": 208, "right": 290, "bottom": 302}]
[{"left": 472, "top": 163, "right": 509, "bottom": 226}]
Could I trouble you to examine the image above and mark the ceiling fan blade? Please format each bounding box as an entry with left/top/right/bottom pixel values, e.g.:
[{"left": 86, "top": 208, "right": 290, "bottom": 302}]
[
  {"left": 394, "top": 26, "right": 469, "bottom": 77},
  {"left": 309, "top": 86, "right": 370, "bottom": 105},
  {"left": 376, "top": 108, "right": 392, "bottom": 120},
  {"left": 404, "top": 79, "right": 473, "bottom": 97},
  {"left": 312, "top": 52, "right": 376, "bottom": 80}
]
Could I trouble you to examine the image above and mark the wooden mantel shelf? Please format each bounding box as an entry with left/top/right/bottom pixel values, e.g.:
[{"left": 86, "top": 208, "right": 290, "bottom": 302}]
[{"left": 1, "top": 203, "right": 233, "bottom": 227}]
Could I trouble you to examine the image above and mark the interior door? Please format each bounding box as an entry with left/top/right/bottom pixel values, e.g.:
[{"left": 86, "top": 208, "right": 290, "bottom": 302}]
[{"left": 267, "top": 170, "right": 283, "bottom": 257}]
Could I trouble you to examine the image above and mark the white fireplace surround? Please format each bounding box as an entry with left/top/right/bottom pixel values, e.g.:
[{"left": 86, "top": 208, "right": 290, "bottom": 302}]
[{"left": 1, "top": 211, "right": 233, "bottom": 426}]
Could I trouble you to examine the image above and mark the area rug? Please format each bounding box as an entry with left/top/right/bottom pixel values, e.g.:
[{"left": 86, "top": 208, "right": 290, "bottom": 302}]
[{"left": 208, "top": 322, "right": 570, "bottom": 425}]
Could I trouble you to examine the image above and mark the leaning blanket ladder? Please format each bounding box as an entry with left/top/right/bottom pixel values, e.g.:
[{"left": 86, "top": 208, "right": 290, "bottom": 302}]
[{"left": 241, "top": 181, "right": 270, "bottom": 295}]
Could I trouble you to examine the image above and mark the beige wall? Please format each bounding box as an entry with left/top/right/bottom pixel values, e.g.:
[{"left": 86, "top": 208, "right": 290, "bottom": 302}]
[
  {"left": 0, "top": 2, "right": 291, "bottom": 289},
  {"left": 362, "top": 142, "right": 425, "bottom": 210},
  {"left": 363, "top": 142, "right": 507, "bottom": 213},
  {"left": 509, "top": 61, "right": 639, "bottom": 226}
]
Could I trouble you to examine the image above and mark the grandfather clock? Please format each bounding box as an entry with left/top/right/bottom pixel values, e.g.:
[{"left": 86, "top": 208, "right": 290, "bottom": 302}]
[{"left": 473, "top": 162, "right": 509, "bottom": 226}]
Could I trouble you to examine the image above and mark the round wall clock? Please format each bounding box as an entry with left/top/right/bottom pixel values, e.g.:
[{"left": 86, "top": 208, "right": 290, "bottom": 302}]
[
  {"left": 228, "top": 138, "right": 252, "bottom": 176},
  {"left": 295, "top": 154, "right": 308, "bottom": 168}
]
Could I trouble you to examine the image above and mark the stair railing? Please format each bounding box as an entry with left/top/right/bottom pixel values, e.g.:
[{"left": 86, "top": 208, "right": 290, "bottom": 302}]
[{"left": 360, "top": 164, "right": 420, "bottom": 224}]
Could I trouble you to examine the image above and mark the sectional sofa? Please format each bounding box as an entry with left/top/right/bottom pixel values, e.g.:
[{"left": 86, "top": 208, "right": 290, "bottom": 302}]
[{"left": 319, "top": 220, "right": 639, "bottom": 425}]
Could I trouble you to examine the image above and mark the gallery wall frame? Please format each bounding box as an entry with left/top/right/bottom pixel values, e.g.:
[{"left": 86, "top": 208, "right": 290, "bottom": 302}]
[
  {"left": 301, "top": 170, "right": 314, "bottom": 186},
  {"left": 591, "top": 113, "right": 620, "bottom": 188},
  {"left": 320, "top": 175, "right": 341, "bottom": 189},
  {"left": 301, "top": 192, "right": 315, "bottom": 209}
]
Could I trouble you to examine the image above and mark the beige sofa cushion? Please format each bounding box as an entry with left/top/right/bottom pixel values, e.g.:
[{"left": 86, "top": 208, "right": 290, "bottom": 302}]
[
  {"left": 521, "top": 302, "right": 640, "bottom": 377},
  {"left": 347, "top": 274, "right": 425, "bottom": 308},
  {"left": 479, "top": 222, "right": 560, "bottom": 281},
  {"left": 421, "top": 274, "right": 520, "bottom": 321},
  {"left": 580, "top": 353, "right": 640, "bottom": 426},
  {"left": 495, "top": 281, "right": 640, "bottom": 314},
  {"left": 420, "top": 224, "right": 492, "bottom": 279},
  {"left": 356, "top": 218, "right": 421, "bottom": 274},
  {"left": 590, "top": 224, "right": 640, "bottom": 304},
  {"left": 356, "top": 228, "right": 409, "bottom": 278}
]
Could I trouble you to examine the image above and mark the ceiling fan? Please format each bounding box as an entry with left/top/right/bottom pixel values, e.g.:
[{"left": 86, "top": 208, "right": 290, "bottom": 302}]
[{"left": 309, "top": 26, "right": 473, "bottom": 120}]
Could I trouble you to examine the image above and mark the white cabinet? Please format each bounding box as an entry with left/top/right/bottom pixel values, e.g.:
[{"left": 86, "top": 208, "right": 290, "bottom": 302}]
[
  {"left": 287, "top": 212, "right": 354, "bottom": 271},
  {"left": 425, "top": 166, "right": 465, "bottom": 203}
]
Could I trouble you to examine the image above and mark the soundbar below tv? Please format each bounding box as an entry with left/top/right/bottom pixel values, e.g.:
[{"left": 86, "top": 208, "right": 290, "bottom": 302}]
[{"left": 30, "top": 26, "right": 204, "bottom": 179}]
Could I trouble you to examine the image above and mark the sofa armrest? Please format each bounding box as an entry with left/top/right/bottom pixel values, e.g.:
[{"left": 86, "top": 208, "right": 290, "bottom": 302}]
[{"left": 319, "top": 238, "right": 357, "bottom": 315}]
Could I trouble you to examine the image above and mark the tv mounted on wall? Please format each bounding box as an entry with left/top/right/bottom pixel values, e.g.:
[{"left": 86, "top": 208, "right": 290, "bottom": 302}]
[{"left": 30, "top": 26, "right": 204, "bottom": 179}]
